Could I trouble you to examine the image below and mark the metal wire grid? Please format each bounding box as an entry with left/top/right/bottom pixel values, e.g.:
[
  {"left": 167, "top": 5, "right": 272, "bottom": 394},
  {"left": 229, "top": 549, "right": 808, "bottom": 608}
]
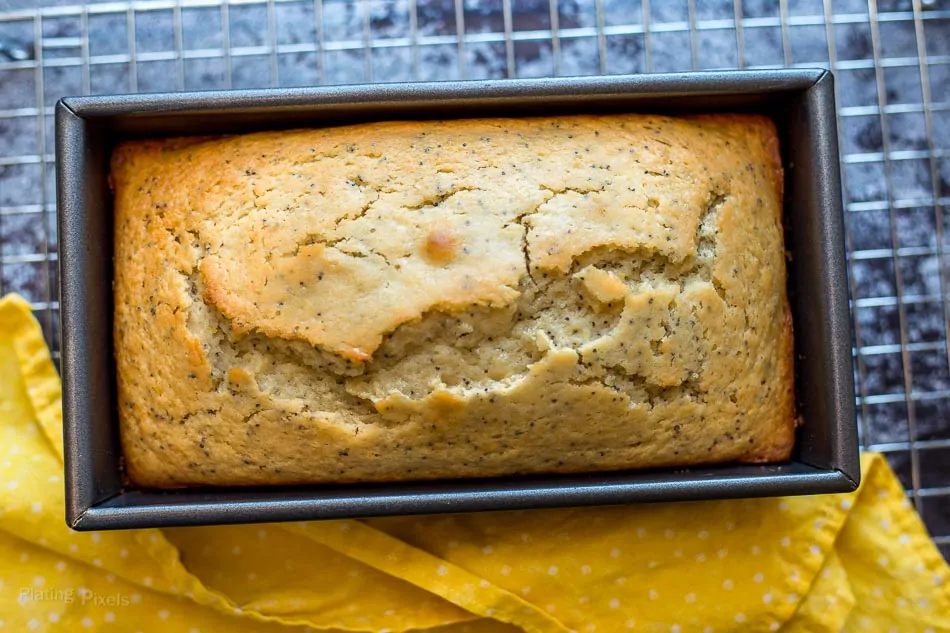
[{"left": 0, "top": 0, "right": 948, "bottom": 551}]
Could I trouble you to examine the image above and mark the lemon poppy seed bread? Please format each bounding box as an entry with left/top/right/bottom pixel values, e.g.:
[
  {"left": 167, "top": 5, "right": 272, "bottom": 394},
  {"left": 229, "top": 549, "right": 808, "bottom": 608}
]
[{"left": 112, "top": 114, "right": 794, "bottom": 487}]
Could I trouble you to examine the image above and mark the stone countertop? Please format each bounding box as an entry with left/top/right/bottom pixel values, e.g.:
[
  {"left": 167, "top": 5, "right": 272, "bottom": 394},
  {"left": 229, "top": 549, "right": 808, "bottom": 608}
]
[{"left": 0, "top": 0, "right": 948, "bottom": 556}]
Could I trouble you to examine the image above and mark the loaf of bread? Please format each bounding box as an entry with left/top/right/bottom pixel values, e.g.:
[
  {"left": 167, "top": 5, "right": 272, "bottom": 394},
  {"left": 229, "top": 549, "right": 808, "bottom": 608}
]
[{"left": 112, "top": 114, "right": 794, "bottom": 488}]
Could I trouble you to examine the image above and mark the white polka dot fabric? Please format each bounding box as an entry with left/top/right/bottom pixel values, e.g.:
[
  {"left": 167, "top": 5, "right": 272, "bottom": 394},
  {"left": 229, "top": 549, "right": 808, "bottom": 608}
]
[{"left": 1, "top": 292, "right": 949, "bottom": 632}]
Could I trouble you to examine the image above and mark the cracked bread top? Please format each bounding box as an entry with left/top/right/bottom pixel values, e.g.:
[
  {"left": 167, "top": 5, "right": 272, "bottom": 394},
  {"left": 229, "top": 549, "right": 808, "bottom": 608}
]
[{"left": 112, "top": 114, "right": 794, "bottom": 488}]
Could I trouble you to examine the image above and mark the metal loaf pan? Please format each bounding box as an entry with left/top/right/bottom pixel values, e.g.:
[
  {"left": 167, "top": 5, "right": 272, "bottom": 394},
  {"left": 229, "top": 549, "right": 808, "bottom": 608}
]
[{"left": 57, "top": 70, "right": 858, "bottom": 530}]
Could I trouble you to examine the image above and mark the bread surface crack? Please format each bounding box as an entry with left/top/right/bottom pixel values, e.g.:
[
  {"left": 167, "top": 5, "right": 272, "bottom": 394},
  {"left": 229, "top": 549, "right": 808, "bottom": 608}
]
[{"left": 178, "top": 174, "right": 733, "bottom": 415}]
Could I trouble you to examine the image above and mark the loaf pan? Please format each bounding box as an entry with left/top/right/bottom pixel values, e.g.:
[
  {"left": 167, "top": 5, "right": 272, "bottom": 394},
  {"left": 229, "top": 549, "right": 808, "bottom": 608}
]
[{"left": 57, "top": 70, "right": 858, "bottom": 531}]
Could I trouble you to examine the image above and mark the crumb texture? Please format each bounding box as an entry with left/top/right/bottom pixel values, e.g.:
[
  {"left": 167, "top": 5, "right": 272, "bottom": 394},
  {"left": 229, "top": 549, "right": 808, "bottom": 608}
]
[{"left": 112, "top": 114, "right": 794, "bottom": 487}]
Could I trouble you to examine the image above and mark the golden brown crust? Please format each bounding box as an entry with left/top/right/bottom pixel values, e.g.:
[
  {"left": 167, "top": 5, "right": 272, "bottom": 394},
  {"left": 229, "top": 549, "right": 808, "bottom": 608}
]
[{"left": 112, "top": 114, "right": 795, "bottom": 488}]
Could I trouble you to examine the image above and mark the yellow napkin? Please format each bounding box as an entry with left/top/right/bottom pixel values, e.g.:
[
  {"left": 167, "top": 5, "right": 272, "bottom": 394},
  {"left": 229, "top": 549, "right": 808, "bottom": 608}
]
[{"left": 1, "top": 292, "right": 948, "bottom": 633}]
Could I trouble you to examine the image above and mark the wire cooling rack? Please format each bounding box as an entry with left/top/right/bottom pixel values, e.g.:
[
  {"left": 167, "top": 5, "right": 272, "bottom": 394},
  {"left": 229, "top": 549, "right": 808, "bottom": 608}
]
[{"left": 0, "top": 0, "right": 948, "bottom": 556}]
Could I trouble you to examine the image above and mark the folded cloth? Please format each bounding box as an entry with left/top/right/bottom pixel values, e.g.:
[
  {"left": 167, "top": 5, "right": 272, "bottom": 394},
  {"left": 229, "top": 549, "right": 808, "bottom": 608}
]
[{"left": 0, "top": 292, "right": 948, "bottom": 633}]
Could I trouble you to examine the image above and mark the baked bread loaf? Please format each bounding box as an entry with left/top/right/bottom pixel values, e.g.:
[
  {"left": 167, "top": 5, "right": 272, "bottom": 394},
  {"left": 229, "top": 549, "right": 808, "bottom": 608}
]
[{"left": 112, "top": 114, "right": 794, "bottom": 488}]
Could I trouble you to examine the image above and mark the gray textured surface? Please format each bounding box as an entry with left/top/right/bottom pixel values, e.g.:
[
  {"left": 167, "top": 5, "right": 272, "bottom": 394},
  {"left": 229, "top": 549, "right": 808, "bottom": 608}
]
[{"left": 1, "top": 0, "right": 949, "bottom": 557}]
